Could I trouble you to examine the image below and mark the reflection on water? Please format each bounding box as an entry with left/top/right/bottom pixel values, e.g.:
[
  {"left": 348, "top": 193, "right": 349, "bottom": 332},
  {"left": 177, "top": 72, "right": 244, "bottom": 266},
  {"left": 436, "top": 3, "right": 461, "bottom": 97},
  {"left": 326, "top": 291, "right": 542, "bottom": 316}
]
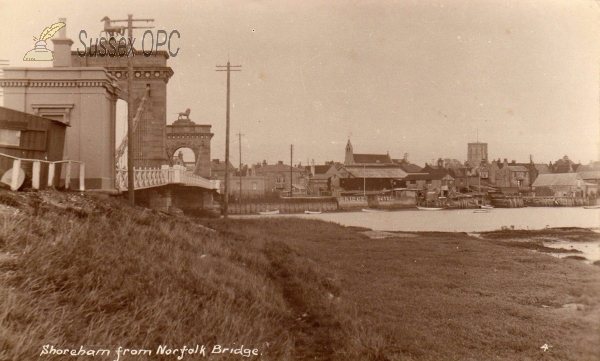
[
  {"left": 289, "top": 208, "right": 600, "bottom": 232},
  {"left": 543, "top": 241, "right": 600, "bottom": 264}
]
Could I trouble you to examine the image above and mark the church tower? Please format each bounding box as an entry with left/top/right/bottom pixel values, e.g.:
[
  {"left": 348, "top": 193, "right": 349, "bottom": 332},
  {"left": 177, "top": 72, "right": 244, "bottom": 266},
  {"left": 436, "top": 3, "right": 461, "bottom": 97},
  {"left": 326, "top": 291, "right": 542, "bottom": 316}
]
[{"left": 345, "top": 139, "right": 355, "bottom": 164}]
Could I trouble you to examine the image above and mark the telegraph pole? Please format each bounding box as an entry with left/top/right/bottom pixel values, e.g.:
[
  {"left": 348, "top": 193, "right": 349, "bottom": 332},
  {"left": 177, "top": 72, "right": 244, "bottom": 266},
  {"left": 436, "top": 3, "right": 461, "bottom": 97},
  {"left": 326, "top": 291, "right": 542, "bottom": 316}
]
[
  {"left": 237, "top": 132, "right": 244, "bottom": 201},
  {"left": 216, "top": 61, "right": 241, "bottom": 218},
  {"left": 108, "top": 15, "right": 154, "bottom": 204},
  {"left": 290, "top": 144, "right": 293, "bottom": 197}
]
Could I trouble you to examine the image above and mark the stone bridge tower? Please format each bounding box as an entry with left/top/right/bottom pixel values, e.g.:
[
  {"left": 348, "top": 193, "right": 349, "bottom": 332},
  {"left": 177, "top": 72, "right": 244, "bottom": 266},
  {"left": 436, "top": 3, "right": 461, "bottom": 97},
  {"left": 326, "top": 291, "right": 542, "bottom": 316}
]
[
  {"left": 71, "top": 47, "right": 173, "bottom": 168},
  {"left": 165, "top": 116, "right": 213, "bottom": 178}
]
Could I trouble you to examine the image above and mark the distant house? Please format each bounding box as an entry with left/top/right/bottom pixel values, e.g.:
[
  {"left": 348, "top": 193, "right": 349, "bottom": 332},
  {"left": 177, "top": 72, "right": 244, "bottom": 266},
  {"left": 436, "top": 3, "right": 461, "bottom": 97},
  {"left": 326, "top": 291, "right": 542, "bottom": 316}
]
[
  {"left": 421, "top": 160, "right": 451, "bottom": 177},
  {"left": 489, "top": 159, "right": 532, "bottom": 193},
  {"left": 253, "top": 160, "right": 307, "bottom": 195},
  {"left": 400, "top": 173, "right": 455, "bottom": 197},
  {"left": 550, "top": 155, "right": 581, "bottom": 173},
  {"left": 211, "top": 159, "right": 236, "bottom": 179},
  {"left": 392, "top": 156, "right": 422, "bottom": 173},
  {"left": 211, "top": 159, "right": 238, "bottom": 195},
  {"left": 532, "top": 173, "right": 586, "bottom": 197},
  {"left": 574, "top": 161, "right": 600, "bottom": 196},
  {"left": 305, "top": 161, "right": 344, "bottom": 195},
  {"left": 229, "top": 175, "right": 266, "bottom": 199},
  {"left": 449, "top": 166, "right": 485, "bottom": 192},
  {"left": 576, "top": 170, "right": 600, "bottom": 197}
]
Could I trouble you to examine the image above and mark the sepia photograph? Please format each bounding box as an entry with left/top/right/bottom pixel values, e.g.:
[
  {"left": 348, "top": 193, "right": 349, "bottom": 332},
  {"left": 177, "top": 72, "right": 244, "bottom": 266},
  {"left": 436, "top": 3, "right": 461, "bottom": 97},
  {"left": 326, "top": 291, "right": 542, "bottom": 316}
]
[{"left": 0, "top": 0, "right": 599, "bottom": 360}]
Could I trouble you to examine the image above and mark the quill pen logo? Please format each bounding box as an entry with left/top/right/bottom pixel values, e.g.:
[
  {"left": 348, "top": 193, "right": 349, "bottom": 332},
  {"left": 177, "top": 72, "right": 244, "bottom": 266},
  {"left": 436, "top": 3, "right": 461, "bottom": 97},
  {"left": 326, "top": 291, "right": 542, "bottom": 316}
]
[{"left": 23, "top": 22, "right": 65, "bottom": 61}]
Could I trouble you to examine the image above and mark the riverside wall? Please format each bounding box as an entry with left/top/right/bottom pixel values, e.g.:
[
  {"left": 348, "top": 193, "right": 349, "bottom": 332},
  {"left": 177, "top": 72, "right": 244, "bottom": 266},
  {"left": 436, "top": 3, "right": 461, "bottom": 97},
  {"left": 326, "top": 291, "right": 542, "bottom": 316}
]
[
  {"left": 228, "top": 198, "right": 339, "bottom": 214},
  {"left": 523, "top": 197, "right": 591, "bottom": 207}
]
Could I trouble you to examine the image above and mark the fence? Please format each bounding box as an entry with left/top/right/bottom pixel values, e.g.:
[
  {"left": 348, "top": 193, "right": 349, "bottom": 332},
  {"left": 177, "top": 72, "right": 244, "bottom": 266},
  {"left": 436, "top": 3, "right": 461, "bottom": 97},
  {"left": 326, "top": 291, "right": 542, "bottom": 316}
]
[
  {"left": 0, "top": 152, "right": 85, "bottom": 191},
  {"left": 115, "top": 165, "right": 220, "bottom": 191}
]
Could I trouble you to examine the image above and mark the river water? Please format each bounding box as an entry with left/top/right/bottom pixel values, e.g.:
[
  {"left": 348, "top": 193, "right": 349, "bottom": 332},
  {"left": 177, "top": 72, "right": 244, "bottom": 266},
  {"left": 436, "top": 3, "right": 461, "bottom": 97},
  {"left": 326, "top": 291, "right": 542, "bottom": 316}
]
[{"left": 249, "top": 207, "right": 600, "bottom": 232}]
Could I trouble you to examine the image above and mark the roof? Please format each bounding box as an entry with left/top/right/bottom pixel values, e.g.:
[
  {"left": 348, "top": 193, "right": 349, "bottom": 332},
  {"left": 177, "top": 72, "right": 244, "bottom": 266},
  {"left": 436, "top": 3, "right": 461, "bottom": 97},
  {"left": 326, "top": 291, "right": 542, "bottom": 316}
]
[
  {"left": 403, "top": 173, "right": 454, "bottom": 181},
  {"left": 399, "top": 163, "right": 423, "bottom": 173},
  {"left": 577, "top": 162, "right": 600, "bottom": 172},
  {"left": 343, "top": 166, "right": 407, "bottom": 179},
  {"left": 255, "top": 164, "right": 306, "bottom": 174},
  {"left": 507, "top": 165, "right": 528, "bottom": 172},
  {"left": 352, "top": 153, "right": 393, "bottom": 164},
  {"left": 305, "top": 164, "right": 333, "bottom": 175},
  {"left": 0, "top": 106, "right": 70, "bottom": 127},
  {"left": 532, "top": 173, "right": 584, "bottom": 187},
  {"left": 210, "top": 160, "right": 235, "bottom": 172},
  {"left": 421, "top": 164, "right": 451, "bottom": 174},
  {"left": 534, "top": 163, "right": 551, "bottom": 174},
  {"left": 579, "top": 171, "right": 600, "bottom": 180}
]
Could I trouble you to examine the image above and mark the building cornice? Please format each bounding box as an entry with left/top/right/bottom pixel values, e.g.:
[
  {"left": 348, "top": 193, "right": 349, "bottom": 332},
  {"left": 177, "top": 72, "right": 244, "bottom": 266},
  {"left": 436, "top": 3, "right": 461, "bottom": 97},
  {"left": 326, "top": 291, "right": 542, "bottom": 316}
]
[
  {"left": 0, "top": 78, "right": 119, "bottom": 94},
  {"left": 104, "top": 67, "right": 174, "bottom": 82}
]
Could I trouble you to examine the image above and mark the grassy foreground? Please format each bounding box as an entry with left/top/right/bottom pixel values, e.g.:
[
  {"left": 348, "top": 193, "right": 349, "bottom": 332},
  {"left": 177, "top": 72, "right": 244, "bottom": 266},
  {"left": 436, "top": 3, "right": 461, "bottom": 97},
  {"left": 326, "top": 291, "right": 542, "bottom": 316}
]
[{"left": 0, "top": 189, "right": 598, "bottom": 360}]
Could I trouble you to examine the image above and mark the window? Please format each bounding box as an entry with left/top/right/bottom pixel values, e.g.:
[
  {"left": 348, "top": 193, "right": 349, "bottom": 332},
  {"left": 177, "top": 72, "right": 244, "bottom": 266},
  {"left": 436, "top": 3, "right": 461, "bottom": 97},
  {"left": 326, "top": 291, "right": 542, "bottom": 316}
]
[
  {"left": 252, "top": 182, "right": 257, "bottom": 190},
  {"left": 0, "top": 129, "right": 21, "bottom": 146}
]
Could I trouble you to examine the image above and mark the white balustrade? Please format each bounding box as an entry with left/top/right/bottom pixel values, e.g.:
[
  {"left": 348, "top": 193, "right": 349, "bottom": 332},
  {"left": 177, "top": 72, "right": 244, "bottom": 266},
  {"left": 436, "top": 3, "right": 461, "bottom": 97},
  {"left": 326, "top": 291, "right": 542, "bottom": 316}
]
[
  {"left": 0, "top": 153, "right": 85, "bottom": 191},
  {"left": 115, "top": 165, "right": 220, "bottom": 192}
]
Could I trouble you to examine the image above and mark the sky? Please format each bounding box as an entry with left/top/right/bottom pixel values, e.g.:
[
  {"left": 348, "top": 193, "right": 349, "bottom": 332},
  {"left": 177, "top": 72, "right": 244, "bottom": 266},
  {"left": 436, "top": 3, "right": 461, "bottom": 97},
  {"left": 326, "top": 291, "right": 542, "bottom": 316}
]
[{"left": 1, "top": 0, "right": 599, "bottom": 167}]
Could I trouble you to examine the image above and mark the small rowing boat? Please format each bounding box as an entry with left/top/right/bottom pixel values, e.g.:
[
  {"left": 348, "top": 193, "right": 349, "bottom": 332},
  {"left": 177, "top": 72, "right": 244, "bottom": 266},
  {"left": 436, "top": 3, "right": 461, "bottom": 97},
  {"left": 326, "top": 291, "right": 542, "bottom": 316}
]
[
  {"left": 362, "top": 208, "right": 386, "bottom": 213},
  {"left": 416, "top": 206, "right": 444, "bottom": 211},
  {"left": 583, "top": 205, "right": 600, "bottom": 209},
  {"left": 257, "top": 210, "right": 279, "bottom": 215},
  {"left": 304, "top": 210, "right": 322, "bottom": 214},
  {"left": 473, "top": 209, "right": 490, "bottom": 213},
  {"left": 480, "top": 205, "right": 494, "bottom": 209}
]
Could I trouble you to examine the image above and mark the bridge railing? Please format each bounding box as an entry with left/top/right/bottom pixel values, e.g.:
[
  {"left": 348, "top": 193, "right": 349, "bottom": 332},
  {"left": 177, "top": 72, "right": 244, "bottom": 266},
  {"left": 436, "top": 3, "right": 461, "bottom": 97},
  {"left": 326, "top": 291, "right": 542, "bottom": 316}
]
[
  {"left": 0, "top": 152, "right": 85, "bottom": 191},
  {"left": 115, "top": 165, "right": 220, "bottom": 191}
]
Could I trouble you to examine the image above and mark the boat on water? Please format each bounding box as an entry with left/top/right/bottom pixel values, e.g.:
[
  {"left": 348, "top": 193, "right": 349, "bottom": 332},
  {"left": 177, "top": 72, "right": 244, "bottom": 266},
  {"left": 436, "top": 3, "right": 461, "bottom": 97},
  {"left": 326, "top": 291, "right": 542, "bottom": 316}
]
[
  {"left": 480, "top": 205, "right": 494, "bottom": 209},
  {"left": 583, "top": 205, "right": 600, "bottom": 209},
  {"left": 473, "top": 209, "right": 491, "bottom": 213},
  {"left": 257, "top": 210, "right": 280, "bottom": 215},
  {"left": 416, "top": 206, "right": 445, "bottom": 211},
  {"left": 362, "top": 208, "right": 386, "bottom": 213},
  {"left": 304, "top": 210, "right": 322, "bottom": 214}
]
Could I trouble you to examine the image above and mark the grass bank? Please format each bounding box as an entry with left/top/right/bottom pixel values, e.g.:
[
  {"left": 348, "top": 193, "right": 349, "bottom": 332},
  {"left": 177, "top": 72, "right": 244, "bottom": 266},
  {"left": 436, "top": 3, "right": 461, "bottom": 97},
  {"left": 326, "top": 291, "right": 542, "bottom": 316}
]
[
  {"left": 0, "top": 190, "right": 350, "bottom": 360},
  {"left": 0, "top": 189, "right": 598, "bottom": 360},
  {"left": 202, "top": 219, "right": 600, "bottom": 361}
]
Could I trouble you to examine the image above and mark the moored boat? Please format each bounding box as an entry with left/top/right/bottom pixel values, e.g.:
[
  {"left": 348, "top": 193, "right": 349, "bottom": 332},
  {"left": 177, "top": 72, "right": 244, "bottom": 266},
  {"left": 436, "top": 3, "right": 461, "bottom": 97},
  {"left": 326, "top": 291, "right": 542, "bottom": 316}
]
[
  {"left": 583, "top": 205, "right": 600, "bottom": 209},
  {"left": 304, "top": 210, "right": 322, "bottom": 214},
  {"left": 257, "top": 210, "right": 280, "bottom": 215},
  {"left": 473, "top": 209, "right": 491, "bottom": 213},
  {"left": 362, "top": 208, "right": 386, "bottom": 213},
  {"left": 480, "top": 205, "right": 494, "bottom": 209},
  {"left": 416, "top": 206, "right": 445, "bottom": 211}
]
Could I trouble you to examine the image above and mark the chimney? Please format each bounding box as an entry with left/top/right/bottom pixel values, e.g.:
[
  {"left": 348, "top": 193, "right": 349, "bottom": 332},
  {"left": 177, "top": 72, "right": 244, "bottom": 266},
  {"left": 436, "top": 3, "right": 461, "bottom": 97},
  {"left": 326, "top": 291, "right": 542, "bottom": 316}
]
[
  {"left": 278, "top": 160, "right": 283, "bottom": 165},
  {"left": 51, "top": 18, "right": 73, "bottom": 67},
  {"left": 311, "top": 159, "right": 315, "bottom": 176},
  {"left": 262, "top": 159, "right": 267, "bottom": 166}
]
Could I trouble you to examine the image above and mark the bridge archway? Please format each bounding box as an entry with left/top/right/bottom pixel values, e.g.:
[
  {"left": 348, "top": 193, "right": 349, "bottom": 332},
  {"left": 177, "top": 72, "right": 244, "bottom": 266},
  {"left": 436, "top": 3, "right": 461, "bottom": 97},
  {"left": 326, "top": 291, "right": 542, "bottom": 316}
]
[
  {"left": 165, "top": 117, "right": 213, "bottom": 178},
  {"left": 170, "top": 147, "right": 195, "bottom": 170}
]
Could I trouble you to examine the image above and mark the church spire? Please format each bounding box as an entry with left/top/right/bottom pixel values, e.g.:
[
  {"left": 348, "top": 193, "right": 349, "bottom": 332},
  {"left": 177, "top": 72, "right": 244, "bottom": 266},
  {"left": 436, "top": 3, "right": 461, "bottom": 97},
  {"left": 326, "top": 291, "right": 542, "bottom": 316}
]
[{"left": 345, "top": 138, "right": 354, "bottom": 164}]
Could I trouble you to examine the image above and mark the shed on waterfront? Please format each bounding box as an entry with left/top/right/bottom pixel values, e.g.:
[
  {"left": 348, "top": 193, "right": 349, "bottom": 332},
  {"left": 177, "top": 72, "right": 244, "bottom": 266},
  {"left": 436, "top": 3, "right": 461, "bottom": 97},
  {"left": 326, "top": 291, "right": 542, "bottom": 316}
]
[{"left": 532, "top": 173, "right": 586, "bottom": 197}]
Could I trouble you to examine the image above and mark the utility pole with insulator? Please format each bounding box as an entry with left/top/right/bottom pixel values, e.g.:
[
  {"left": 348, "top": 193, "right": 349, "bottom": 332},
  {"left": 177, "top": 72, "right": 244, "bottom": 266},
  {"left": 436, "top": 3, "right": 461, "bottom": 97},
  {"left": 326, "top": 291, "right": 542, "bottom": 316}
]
[
  {"left": 237, "top": 132, "right": 244, "bottom": 201},
  {"left": 290, "top": 144, "right": 293, "bottom": 197},
  {"left": 216, "top": 61, "right": 241, "bottom": 218}
]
